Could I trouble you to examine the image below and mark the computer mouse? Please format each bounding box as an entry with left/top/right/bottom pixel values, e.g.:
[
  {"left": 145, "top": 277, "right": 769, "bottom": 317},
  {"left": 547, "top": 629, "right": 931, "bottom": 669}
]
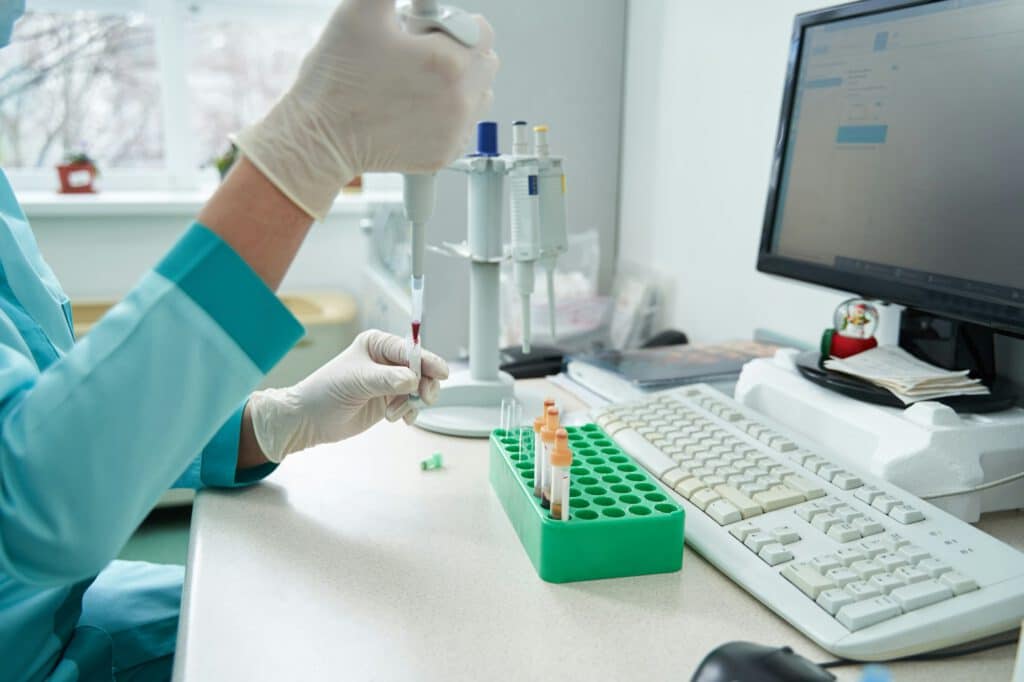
[{"left": 691, "top": 641, "right": 836, "bottom": 682}]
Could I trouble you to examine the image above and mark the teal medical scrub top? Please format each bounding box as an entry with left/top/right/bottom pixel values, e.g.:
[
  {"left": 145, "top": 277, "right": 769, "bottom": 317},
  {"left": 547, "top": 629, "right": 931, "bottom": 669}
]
[{"left": 0, "top": 169, "right": 304, "bottom": 680}]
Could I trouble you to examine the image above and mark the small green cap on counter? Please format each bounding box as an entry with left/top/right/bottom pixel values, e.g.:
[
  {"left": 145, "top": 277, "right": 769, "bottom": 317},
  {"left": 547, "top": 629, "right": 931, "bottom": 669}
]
[{"left": 421, "top": 452, "right": 443, "bottom": 471}]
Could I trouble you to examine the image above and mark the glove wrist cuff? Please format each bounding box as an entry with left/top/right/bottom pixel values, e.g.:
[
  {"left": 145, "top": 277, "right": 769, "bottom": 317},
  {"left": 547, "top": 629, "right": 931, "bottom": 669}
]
[{"left": 232, "top": 101, "right": 357, "bottom": 221}]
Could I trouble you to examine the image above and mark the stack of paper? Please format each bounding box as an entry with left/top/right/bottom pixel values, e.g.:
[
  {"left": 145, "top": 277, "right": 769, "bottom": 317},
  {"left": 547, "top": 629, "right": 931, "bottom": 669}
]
[{"left": 823, "top": 345, "right": 990, "bottom": 404}]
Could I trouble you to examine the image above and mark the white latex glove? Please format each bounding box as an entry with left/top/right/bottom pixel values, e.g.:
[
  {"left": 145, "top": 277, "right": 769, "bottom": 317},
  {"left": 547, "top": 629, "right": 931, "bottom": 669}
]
[
  {"left": 248, "top": 330, "right": 448, "bottom": 462},
  {"left": 232, "top": 0, "right": 498, "bottom": 220}
]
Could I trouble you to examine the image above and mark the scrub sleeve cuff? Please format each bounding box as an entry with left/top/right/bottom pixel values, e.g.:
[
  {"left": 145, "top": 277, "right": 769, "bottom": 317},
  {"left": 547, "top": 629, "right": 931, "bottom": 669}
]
[{"left": 156, "top": 222, "right": 303, "bottom": 488}]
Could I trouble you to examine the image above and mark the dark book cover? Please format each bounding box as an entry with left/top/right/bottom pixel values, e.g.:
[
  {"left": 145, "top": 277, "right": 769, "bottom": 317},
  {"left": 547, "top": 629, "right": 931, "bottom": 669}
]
[{"left": 573, "top": 341, "right": 779, "bottom": 388}]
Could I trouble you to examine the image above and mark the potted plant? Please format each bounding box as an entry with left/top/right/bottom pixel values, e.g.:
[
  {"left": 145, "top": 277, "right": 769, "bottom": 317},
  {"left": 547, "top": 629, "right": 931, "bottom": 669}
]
[
  {"left": 209, "top": 143, "right": 238, "bottom": 181},
  {"left": 56, "top": 151, "right": 99, "bottom": 194}
]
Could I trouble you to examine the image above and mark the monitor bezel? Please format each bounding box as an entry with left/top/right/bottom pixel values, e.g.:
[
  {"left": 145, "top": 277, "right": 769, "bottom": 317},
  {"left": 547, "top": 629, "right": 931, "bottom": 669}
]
[{"left": 756, "top": 0, "right": 1024, "bottom": 338}]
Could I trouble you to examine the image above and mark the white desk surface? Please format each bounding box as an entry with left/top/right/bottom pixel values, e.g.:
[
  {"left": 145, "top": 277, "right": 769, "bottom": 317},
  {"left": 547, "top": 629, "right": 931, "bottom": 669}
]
[{"left": 173, "top": 380, "right": 1022, "bottom": 682}]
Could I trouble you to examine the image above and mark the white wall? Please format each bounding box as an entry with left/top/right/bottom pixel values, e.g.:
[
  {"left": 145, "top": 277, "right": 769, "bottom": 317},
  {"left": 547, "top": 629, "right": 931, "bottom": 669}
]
[
  {"left": 420, "top": 0, "right": 627, "bottom": 358},
  {"left": 28, "top": 211, "right": 369, "bottom": 301},
  {"left": 24, "top": 0, "right": 628, "bottom": 363},
  {"left": 619, "top": 0, "right": 851, "bottom": 346},
  {"left": 619, "top": 0, "right": 1024, "bottom": 387}
]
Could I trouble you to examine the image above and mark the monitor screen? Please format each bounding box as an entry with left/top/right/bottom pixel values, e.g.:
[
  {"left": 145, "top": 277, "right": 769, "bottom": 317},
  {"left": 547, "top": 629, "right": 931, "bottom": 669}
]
[{"left": 759, "top": 0, "right": 1024, "bottom": 335}]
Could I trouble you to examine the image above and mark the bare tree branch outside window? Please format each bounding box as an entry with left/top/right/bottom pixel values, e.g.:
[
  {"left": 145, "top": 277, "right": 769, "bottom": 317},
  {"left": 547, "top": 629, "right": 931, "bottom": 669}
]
[{"left": 0, "top": 11, "right": 163, "bottom": 169}]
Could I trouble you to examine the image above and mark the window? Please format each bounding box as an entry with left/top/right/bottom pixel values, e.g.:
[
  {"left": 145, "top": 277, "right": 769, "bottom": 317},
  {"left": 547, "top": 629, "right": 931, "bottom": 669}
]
[{"left": 0, "top": 0, "right": 347, "bottom": 193}]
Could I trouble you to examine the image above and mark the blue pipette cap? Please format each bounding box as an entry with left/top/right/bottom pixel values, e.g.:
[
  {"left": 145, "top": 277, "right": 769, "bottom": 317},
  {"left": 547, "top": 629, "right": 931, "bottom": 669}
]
[{"left": 474, "top": 121, "right": 499, "bottom": 157}]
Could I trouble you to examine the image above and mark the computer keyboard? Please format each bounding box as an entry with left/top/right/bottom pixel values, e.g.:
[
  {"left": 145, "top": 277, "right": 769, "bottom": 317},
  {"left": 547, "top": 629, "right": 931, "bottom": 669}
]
[{"left": 593, "top": 384, "right": 1024, "bottom": 660}]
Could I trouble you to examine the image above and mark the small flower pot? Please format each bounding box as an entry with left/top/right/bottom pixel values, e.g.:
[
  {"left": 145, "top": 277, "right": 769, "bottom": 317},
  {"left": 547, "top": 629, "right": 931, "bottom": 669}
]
[{"left": 56, "top": 163, "right": 98, "bottom": 194}]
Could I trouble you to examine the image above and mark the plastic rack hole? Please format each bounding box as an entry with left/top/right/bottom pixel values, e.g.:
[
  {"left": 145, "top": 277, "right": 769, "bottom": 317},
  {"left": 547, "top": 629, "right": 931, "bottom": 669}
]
[
  {"left": 629, "top": 505, "right": 652, "bottom": 516},
  {"left": 602, "top": 507, "right": 625, "bottom": 518}
]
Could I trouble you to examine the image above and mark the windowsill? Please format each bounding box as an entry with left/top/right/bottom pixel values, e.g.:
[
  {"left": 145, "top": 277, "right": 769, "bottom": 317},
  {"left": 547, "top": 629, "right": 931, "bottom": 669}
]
[{"left": 17, "top": 189, "right": 402, "bottom": 219}]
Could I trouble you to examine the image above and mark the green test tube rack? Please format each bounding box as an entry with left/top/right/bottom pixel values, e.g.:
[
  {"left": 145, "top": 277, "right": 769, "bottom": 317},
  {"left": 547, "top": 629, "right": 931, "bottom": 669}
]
[{"left": 489, "top": 424, "right": 685, "bottom": 583}]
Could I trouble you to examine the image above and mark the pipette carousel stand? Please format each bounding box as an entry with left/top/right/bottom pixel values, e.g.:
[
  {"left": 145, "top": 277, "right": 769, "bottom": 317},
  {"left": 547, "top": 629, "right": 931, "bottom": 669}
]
[{"left": 415, "top": 122, "right": 564, "bottom": 437}]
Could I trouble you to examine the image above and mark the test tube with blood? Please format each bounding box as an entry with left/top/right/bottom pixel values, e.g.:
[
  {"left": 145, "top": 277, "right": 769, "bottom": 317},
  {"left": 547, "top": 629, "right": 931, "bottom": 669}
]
[{"left": 550, "top": 428, "right": 572, "bottom": 521}]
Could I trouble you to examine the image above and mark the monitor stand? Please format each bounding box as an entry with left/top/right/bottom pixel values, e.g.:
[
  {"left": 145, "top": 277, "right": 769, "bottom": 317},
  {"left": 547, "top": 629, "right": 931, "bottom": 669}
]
[{"left": 794, "top": 309, "right": 1017, "bottom": 414}]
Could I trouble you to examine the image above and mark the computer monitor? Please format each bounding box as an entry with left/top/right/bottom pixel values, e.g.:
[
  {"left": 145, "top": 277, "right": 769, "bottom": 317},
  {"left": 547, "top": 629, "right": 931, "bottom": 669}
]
[{"left": 758, "top": 0, "right": 1024, "bottom": 405}]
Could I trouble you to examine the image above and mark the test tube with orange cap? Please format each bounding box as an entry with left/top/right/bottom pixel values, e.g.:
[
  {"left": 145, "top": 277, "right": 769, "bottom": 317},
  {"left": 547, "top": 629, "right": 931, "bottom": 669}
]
[
  {"left": 550, "top": 428, "right": 572, "bottom": 521},
  {"left": 532, "top": 416, "right": 545, "bottom": 497},
  {"left": 540, "top": 405, "right": 560, "bottom": 508},
  {"left": 533, "top": 398, "right": 555, "bottom": 498}
]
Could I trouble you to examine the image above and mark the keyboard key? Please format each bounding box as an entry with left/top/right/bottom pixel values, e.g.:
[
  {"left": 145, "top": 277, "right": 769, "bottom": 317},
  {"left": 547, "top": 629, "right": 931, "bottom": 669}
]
[
  {"left": 802, "top": 456, "right": 825, "bottom": 473},
  {"left": 833, "top": 505, "right": 861, "bottom": 523},
  {"left": 893, "top": 566, "right": 929, "bottom": 585},
  {"left": 810, "top": 555, "right": 843, "bottom": 574},
  {"left": 753, "top": 486, "right": 806, "bottom": 512},
  {"left": 836, "top": 596, "right": 902, "bottom": 631},
  {"left": 675, "top": 478, "right": 707, "bottom": 498},
  {"left": 740, "top": 481, "right": 770, "bottom": 497},
  {"left": 758, "top": 543, "right": 794, "bottom": 566},
  {"left": 832, "top": 472, "right": 864, "bottom": 490},
  {"left": 825, "top": 567, "right": 858, "bottom": 587},
  {"left": 744, "top": 532, "right": 776, "bottom": 553},
  {"left": 835, "top": 548, "right": 867, "bottom": 566},
  {"left": 876, "top": 553, "right": 909, "bottom": 572},
  {"left": 784, "top": 475, "right": 826, "bottom": 500},
  {"left": 769, "top": 436, "right": 797, "bottom": 452},
  {"left": 940, "top": 572, "right": 979, "bottom": 595},
  {"left": 822, "top": 499, "right": 846, "bottom": 512},
  {"left": 872, "top": 495, "right": 899, "bottom": 514},
  {"left": 897, "top": 545, "right": 931, "bottom": 563},
  {"left": 889, "top": 505, "right": 925, "bottom": 524},
  {"left": 854, "top": 518, "right": 886, "bottom": 537},
  {"left": 772, "top": 526, "right": 801, "bottom": 544},
  {"left": 855, "top": 538, "right": 888, "bottom": 558},
  {"left": 816, "top": 464, "right": 842, "bottom": 481},
  {"left": 812, "top": 514, "right": 840, "bottom": 533},
  {"left": 702, "top": 475, "right": 727, "bottom": 487},
  {"left": 827, "top": 523, "right": 862, "bottom": 543},
  {"left": 661, "top": 467, "right": 690, "bottom": 487},
  {"left": 728, "top": 523, "right": 759, "bottom": 542},
  {"left": 891, "top": 580, "right": 954, "bottom": 611},
  {"left": 691, "top": 488, "right": 721, "bottom": 510},
  {"left": 781, "top": 562, "right": 834, "bottom": 599},
  {"left": 817, "top": 588, "right": 857, "bottom": 615},
  {"left": 917, "top": 558, "right": 953, "bottom": 578},
  {"left": 845, "top": 581, "right": 883, "bottom": 601},
  {"left": 795, "top": 504, "right": 826, "bottom": 522},
  {"left": 714, "top": 485, "right": 763, "bottom": 519},
  {"left": 868, "top": 573, "right": 905, "bottom": 594},
  {"left": 706, "top": 499, "right": 742, "bottom": 525},
  {"left": 854, "top": 487, "right": 882, "bottom": 504},
  {"left": 851, "top": 560, "right": 886, "bottom": 580},
  {"left": 879, "top": 534, "right": 910, "bottom": 552}
]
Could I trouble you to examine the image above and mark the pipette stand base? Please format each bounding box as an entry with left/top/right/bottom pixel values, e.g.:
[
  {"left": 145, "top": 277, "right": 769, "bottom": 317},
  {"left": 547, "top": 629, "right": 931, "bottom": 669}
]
[
  {"left": 735, "top": 349, "right": 1024, "bottom": 522},
  {"left": 414, "top": 370, "right": 549, "bottom": 437}
]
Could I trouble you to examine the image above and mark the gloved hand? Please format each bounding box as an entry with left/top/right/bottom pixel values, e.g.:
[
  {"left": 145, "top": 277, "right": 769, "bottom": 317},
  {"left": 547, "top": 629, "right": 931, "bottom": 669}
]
[
  {"left": 248, "top": 330, "right": 448, "bottom": 462},
  {"left": 232, "top": 0, "right": 499, "bottom": 220}
]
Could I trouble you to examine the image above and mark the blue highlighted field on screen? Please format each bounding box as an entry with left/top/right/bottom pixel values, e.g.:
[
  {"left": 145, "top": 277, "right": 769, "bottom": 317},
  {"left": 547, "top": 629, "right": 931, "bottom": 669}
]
[
  {"left": 805, "top": 77, "right": 843, "bottom": 89},
  {"left": 836, "top": 124, "right": 888, "bottom": 144}
]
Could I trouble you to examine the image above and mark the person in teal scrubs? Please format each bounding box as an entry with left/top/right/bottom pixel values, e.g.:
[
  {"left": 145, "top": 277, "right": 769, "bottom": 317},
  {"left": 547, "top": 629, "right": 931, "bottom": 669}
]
[{"left": 0, "top": 1, "right": 498, "bottom": 680}]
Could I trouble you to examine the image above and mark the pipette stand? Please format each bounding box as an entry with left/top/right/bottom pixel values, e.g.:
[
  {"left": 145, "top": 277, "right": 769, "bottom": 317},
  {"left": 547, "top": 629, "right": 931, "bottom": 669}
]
[{"left": 415, "top": 143, "right": 553, "bottom": 437}]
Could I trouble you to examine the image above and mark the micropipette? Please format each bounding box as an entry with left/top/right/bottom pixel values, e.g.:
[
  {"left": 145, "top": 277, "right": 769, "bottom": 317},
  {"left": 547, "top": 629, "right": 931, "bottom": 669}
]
[
  {"left": 397, "top": 0, "right": 480, "bottom": 397},
  {"left": 534, "top": 125, "right": 568, "bottom": 341},
  {"left": 509, "top": 121, "right": 540, "bottom": 353}
]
